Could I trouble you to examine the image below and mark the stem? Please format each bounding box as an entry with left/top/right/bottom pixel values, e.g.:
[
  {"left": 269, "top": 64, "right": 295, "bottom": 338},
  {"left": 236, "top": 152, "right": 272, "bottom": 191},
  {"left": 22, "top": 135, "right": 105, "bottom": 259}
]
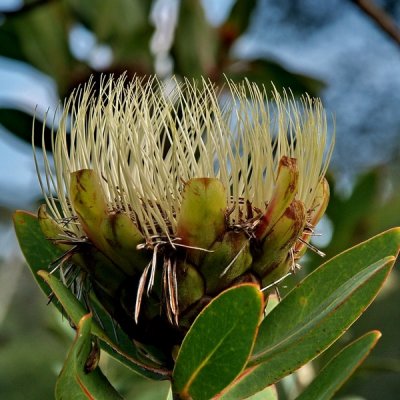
[{"left": 351, "top": 0, "right": 400, "bottom": 47}]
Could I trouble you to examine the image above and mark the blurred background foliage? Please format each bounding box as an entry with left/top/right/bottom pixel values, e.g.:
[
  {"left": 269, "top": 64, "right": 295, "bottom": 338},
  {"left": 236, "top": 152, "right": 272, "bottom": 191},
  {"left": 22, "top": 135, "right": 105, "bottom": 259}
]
[{"left": 0, "top": 0, "right": 399, "bottom": 399}]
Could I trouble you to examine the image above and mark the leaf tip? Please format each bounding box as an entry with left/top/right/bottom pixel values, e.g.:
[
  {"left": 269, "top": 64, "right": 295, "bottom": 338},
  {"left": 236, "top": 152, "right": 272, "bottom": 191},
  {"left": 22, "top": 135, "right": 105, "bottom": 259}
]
[
  {"left": 37, "top": 269, "right": 49, "bottom": 280},
  {"left": 78, "top": 313, "right": 93, "bottom": 328},
  {"left": 369, "top": 329, "right": 382, "bottom": 341}
]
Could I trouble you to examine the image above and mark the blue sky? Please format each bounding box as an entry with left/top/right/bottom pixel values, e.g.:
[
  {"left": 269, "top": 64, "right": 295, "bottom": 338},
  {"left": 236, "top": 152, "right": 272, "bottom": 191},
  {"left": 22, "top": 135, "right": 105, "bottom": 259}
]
[{"left": 0, "top": 57, "right": 57, "bottom": 208}]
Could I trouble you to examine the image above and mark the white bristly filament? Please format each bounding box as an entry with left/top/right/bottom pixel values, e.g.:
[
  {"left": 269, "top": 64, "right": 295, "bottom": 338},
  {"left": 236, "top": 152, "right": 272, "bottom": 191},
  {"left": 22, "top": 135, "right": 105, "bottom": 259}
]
[{"left": 34, "top": 75, "right": 334, "bottom": 241}]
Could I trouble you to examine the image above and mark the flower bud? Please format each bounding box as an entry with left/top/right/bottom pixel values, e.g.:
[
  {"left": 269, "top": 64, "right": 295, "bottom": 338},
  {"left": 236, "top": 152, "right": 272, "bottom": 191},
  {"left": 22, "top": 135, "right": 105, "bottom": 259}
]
[
  {"left": 38, "top": 204, "right": 71, "bottom": 253},
  {"left": 253, "top": 199, "right": 306, "bottom": 280},
  {"left": 255, "top": 157, "right": 299, "bottom": 240},
  {"left": 201, "top": 231, "right": 252, "bottom": 294},
  {"left": 39, "top": 203, "right": 126, "bottom": 297},
  {"left": 101, "top": 212, "right": 150, "bottom": 275},
  {"left": 176, "top": 178, "right": 226, "bottom": 265},
  {"left": 176, "top": 261, "right": 205, "bottom": 313},
  {"left": 70, "top": 169, "right": 108, "bottom": 242},
  {"left": 70, "top": 169, "right": 150, "bottom": 276}
]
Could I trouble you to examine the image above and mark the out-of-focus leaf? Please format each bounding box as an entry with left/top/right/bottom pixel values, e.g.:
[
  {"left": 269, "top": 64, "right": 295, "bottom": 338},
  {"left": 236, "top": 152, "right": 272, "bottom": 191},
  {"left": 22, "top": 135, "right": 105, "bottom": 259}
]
[
  {"left": 221, "top": 228, "right": 400, "bottom": 398},
  {"left": 0, "top": 18, "right": 26, "bottom": 62},
  {"left": 225, "top": 0, "right": 257, "bottom": 36},
  {"left": 173, "top": 0, "right": 218, "bottom": 77},
  {"left": 327, "top": 170, "right": 379, "bottom": 256},
  {"left": 66, "top": 0, "right": 153, "bottom": 69},
  {"left": 297, "top": 331, "right": 381, "bottom": 400},
  {"left": 55, "top": 314, "right": 123, "bottom": 400},
  {"left": 228, "top": 59, "right": 325, "bottom": 96},
  {"left": 173, "top": 284, "right": 264, "bottom": 400},
  {"left": 13, "top": 211, "right": 170, "bottom": 380},
  {"left": 0, "top": 108, "right": 54, "bottom": 148},
  {"left": 66, "top": 0, "right": 151, "bottom": 42},
  {"left": 6, "top": 2, "right": 77, "bottom": 94},
  {"left": 217, "top": 0, "right": 257, "bottom": 65},
  {"left": 369, "top": 183, "right": 400, "bottom": 235},
  {"left": 0, "top": 205, "right": 12, "bottom": 222}
]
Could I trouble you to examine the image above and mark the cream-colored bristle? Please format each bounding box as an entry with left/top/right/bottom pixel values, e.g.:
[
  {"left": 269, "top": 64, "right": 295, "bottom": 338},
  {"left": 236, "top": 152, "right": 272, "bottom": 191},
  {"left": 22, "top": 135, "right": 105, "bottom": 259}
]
[{"left": 35, "top": 74, "right": 333, "bottom": 240}]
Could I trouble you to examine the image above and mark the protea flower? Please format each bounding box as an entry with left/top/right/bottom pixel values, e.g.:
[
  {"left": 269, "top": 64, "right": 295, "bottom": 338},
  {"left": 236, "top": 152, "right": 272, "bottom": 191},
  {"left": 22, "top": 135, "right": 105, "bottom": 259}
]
[{"left": 34, "top": 75, "right": 333, "bottom": 358}]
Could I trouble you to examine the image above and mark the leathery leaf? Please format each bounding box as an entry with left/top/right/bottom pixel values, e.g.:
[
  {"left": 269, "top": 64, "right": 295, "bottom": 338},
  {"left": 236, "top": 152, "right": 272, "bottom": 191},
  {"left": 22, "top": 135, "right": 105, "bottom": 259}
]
[
  {"left": 173, "top": 284, "right": 264, "bottom": 400},
  {"left": 220, "top": 228, "right": 399, "bottom": 398},
  {"left": 297, "top": 331, "right": 381, "bottom": 400},
  {"left": 55, "top": 314, "right": 123, "bottom": 400},
  {"left": 38, "top": 270, "right": 170, "bottom": 380}
]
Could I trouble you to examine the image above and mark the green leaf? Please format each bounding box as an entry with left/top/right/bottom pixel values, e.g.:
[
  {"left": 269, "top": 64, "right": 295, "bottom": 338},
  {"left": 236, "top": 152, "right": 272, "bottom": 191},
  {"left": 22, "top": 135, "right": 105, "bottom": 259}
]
[
  {"left": 13, "top": 210, "right": 64, "bottom": 304},
  {"left": 264, "top": 294, "right": 279, "bottom": 316},
  {"left": 66, "top": 0, "right": 153, "bottom": 69},
  {"left": 173, "top": 0, "right": 218, "bottom": 77},
  {"left": 252, "top": 257, "right": 393, "bottom": 365},
  {"left": 254, "top": 228, "right": 400, "bottom": 359},
  {"left": 224, "top": 228, "right": 400, "bottom": 398},
  {"left": 39, "top": 270, "right": 169, "bottom": 381},
  {"left": 296, "top": 331, "right": 381, "bottom": 400},
  {"left": 217, "top": 378, "right": 277, "bottom": 400},
  {"left": 7, "top": 2, "right": 76, "bottom": 94},
  {"left": 66, "top": 0, "right": 152, "bottom": 43},
  {"left": 166, "top": 387, "right": 173, "bottom": 400},
  {"left": 244, "top": 385, "right": 277, "bottom": 400},
  {"left": 225, "top": 0, "right": 257, "bottom": 37},
  {"left": 0, "top": 18, "right": 26, "bottom": 62},
  {"left": 13, "top": 211, "right": 169, "bottom": 380},
  {"left": 55, "top": 314, "right": 123, "bottom": 399},
  {"left": 173, "top": 284, "right": 264, "bottom": 400}
]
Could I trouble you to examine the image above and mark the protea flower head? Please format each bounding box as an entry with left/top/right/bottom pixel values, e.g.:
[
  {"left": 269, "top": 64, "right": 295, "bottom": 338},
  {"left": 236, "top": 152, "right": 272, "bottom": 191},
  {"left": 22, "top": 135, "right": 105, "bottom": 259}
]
[{"left": 34, "top": 75, "right": 333, "bottom": 353}]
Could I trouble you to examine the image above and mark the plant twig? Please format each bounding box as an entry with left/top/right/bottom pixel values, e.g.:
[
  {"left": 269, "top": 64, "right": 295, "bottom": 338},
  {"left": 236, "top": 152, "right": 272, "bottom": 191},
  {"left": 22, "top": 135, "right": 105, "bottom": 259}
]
[{"left": 351, "top": 0, "right": 400, "bottom": 47}]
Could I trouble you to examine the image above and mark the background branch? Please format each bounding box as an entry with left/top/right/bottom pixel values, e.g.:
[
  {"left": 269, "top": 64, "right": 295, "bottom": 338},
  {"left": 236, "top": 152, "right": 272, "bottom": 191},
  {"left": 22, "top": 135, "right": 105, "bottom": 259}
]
[{"left": 351, "top": 0, "right": 400, "bottom": 48}]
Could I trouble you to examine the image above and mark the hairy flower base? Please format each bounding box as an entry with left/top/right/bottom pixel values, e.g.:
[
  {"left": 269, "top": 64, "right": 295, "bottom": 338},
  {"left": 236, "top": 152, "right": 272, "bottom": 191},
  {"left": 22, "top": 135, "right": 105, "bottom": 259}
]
[{"left": 34, "top": 75, "right": 332, "bottom": 356}]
